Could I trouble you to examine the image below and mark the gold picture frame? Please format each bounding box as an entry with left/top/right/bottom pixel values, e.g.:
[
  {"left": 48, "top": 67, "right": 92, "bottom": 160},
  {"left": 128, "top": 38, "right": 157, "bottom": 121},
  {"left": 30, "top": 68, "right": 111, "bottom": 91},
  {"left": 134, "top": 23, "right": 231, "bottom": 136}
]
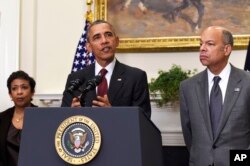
[{"left": 94, "top": 0, "right": 250, "bottom": 52}]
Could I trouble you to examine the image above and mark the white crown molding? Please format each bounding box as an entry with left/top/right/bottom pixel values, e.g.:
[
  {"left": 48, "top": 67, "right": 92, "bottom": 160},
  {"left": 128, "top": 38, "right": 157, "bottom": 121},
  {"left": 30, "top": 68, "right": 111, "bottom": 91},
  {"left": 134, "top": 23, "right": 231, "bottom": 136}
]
[{"left": 33, "top": 94, "right": 62, "bottom": 107}]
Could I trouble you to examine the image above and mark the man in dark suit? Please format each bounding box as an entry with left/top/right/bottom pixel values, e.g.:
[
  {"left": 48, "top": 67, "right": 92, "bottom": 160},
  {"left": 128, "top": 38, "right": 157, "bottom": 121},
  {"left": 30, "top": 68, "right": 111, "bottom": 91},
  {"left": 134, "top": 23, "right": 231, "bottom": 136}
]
[
  {"left": 180, "top": 26, "right": 250, "bottom": 165},
  {"left": 61, "top": 20, "right": 151, "bottom": 118}
]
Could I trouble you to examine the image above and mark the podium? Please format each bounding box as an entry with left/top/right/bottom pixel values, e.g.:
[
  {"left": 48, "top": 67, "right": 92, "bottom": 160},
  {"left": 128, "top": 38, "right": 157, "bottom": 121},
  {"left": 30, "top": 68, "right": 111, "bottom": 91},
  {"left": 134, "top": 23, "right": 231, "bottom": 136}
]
[{"left": 18, "top": 107, "right": 163, "bottom": 166}]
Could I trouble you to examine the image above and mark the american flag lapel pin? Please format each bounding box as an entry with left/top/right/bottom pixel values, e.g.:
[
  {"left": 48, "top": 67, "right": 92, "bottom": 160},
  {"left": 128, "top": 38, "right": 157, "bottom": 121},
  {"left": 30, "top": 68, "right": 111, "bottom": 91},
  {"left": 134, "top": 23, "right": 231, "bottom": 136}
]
[{"left": 234, "top": 88, "right": 240, "bottom": 92}]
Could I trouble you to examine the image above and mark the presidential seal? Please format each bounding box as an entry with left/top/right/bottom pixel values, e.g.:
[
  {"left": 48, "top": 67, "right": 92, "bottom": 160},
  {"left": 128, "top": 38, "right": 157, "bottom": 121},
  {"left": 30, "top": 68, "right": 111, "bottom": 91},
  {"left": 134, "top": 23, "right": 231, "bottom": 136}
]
[{"left": 55, "top": 116, "right": 101, "bottom": 165}]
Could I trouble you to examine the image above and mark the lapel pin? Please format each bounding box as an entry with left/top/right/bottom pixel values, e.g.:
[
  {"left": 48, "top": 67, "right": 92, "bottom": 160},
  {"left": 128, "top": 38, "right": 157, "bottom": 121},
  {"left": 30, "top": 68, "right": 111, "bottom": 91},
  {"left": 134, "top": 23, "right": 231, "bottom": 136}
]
[
  {"left": 117, "top": 78, "right": 122, "bottom": 81},
  {"left": 234, "top": 88, "right": 240, "bottom": 92}
]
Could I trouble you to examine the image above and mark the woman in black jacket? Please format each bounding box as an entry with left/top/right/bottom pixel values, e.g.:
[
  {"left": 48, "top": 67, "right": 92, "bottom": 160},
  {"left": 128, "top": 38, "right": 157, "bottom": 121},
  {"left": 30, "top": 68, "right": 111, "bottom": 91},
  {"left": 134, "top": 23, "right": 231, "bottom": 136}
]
[{"left": 0, "top": 71, "right": 37, "bottom": 166}]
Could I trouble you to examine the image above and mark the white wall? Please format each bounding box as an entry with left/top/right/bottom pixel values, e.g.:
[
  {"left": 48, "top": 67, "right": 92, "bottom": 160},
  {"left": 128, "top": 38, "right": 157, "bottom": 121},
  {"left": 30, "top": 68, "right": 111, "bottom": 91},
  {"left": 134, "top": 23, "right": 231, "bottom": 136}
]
[
  {"left": 116, "top": 51, "right": 246, "bottom": 79},
  {"left": 20, "top": 0, "right": 85, "bottom": 95},
  {"left": 0, "top": 0, "right": 20, "bottom": 111}
]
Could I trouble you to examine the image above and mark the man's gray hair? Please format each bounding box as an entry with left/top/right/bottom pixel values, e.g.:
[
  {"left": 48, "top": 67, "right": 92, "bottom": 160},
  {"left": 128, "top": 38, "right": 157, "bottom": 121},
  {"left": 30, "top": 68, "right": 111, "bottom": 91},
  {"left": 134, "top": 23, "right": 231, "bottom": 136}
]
[{"left": 222, "top": 29, "right": 234, "bottom": 47}]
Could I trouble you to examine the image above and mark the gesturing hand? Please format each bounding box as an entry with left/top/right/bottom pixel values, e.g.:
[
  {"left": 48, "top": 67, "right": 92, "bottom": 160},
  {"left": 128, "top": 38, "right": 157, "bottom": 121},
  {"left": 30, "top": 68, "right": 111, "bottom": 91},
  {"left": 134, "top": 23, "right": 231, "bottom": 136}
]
[{"left": 92, "top": 95, "right": 111, "bottom": 107}]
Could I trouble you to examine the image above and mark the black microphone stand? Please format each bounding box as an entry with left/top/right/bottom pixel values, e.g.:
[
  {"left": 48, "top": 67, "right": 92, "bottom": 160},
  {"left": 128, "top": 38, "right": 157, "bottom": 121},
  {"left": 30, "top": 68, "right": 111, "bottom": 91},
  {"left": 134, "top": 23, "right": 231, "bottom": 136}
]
[
  {"left": 79, "top": 88, "right": 89, "bottom": 107},
  {"left": 78, "top": 75, "right": 102, "bottom": 107}
]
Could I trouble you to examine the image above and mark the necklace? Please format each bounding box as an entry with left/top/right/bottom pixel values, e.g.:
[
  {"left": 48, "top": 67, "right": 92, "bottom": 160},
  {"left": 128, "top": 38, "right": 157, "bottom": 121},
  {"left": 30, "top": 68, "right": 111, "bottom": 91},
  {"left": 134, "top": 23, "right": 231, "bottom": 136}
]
[
  {"left": 15, "top": 117, "right": 23, "bottom": 122},
  {"left": 13, "top": 109, "right": 24, "bottom": 123}
]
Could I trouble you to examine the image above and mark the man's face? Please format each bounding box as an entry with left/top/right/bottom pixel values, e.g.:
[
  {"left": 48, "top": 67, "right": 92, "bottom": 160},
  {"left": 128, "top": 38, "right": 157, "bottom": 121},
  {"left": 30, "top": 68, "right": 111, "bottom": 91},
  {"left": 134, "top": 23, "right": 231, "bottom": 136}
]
[
  {"left": 86, "top": 23, "right": 119, "bottom": 66},
  {"left": 199, "top": 27, "right": 230, "bottom": 73}
]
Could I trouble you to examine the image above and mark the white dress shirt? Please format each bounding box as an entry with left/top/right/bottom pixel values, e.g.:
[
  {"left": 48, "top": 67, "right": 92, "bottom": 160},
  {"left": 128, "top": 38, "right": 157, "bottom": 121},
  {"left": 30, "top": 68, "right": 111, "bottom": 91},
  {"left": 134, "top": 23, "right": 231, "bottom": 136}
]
[
  {"left": 207, "top": 63, "right": 231, "bottom": 103},
  {"left": 95, "top": 58, "right": 116, "bottom": 88}
]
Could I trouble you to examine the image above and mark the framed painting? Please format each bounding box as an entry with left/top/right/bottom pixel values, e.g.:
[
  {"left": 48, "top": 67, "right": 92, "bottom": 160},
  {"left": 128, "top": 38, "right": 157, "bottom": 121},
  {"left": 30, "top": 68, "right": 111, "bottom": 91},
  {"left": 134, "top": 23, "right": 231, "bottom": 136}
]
[{"left": 94, "top": 0, "right": 250, "bottom": 52}]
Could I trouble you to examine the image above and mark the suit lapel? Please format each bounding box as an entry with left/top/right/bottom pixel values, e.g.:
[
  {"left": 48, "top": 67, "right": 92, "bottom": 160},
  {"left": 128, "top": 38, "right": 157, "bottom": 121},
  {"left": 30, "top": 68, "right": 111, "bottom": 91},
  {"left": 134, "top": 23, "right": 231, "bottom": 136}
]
[
  {"left": 81, "top": 65, "right": 97, "bottom": 106},
  {"left": 88, "top": 66, "right": 97, "bottom": 103},
  {"left": 214, "top": 66, "right": 242, "bottom": 141},
  {"left": 196, "top": 70, "right": 214, "bottom": 140},
  {"left": 108, "top": 61, "right": 125, "bottom": 103}
]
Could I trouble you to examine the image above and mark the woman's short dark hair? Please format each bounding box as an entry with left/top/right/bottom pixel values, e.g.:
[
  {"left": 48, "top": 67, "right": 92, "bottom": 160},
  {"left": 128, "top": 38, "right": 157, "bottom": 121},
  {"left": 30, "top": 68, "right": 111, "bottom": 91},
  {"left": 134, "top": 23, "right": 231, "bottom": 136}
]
[{"left": 7, "top": 70, "right": 36, "bottom": 93}]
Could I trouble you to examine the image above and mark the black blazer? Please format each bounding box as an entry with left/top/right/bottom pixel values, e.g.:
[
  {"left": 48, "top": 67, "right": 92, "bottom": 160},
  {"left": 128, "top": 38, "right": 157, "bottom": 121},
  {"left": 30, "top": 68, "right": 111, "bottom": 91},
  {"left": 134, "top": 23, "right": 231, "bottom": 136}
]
[
  {"left": 0, "top": 104, "right": 37, "bottom": 166},
  {"left": 61, "top": 60, "right": 151, "bottom": 118}
]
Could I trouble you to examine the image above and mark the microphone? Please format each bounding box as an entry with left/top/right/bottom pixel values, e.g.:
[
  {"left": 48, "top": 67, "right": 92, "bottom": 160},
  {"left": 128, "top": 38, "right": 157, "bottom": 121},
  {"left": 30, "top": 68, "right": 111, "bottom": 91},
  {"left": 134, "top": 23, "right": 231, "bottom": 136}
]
[
  {"left": 83, "top": 75, "right": 102, "bottom": 92},
  {"left": 67, "top": 79, "right": 83, "bottom": 93},
  {"left": 80, "top": 75, "right": 102, "bottom": 107}
]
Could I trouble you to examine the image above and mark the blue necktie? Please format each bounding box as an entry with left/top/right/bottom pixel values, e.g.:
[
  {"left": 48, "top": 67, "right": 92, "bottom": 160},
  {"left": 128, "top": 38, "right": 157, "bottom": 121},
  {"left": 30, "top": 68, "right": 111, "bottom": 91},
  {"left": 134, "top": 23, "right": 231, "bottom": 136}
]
[{"left": 210, "top": 76, "right": 222, "bottom": 138}]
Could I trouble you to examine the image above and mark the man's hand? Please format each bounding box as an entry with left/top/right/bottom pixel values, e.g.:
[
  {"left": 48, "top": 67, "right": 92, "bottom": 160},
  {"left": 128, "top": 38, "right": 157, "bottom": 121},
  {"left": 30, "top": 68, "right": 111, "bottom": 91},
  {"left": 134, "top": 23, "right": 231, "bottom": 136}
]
[
  {"left": 71, "top": 97, "right": 81, "bottom": 107},
  {"left": 92, "top": 95, "right": 111, "bottom": 107}
]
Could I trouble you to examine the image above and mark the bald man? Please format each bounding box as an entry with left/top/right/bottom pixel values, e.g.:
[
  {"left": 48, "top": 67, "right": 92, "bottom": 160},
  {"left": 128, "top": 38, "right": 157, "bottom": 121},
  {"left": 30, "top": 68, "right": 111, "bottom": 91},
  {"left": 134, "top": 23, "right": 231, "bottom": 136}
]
[{"left": 180, "top": 26, "right": 250, "bottom": 166}]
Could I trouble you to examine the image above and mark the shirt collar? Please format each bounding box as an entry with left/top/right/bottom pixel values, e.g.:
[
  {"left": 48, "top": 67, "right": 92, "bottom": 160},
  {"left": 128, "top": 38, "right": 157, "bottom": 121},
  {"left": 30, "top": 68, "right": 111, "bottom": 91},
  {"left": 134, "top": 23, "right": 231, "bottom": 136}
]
[
  {"left": 95, "top": 58, "right": 116, "bottom": 75},
  {"left": 207, "top": 63, "right": 231, "bottom": 84}
]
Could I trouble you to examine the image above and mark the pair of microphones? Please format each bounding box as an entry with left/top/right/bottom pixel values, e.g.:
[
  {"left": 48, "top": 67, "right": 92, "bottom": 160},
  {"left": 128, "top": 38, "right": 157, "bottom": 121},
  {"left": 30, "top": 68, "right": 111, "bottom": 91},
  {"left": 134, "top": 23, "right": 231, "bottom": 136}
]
[
  {"left": 67, "top": 75, "right": 102, "bottom": 94},
  {"left": 67, "top": 75, "right": 102, "bottom": 106}
]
